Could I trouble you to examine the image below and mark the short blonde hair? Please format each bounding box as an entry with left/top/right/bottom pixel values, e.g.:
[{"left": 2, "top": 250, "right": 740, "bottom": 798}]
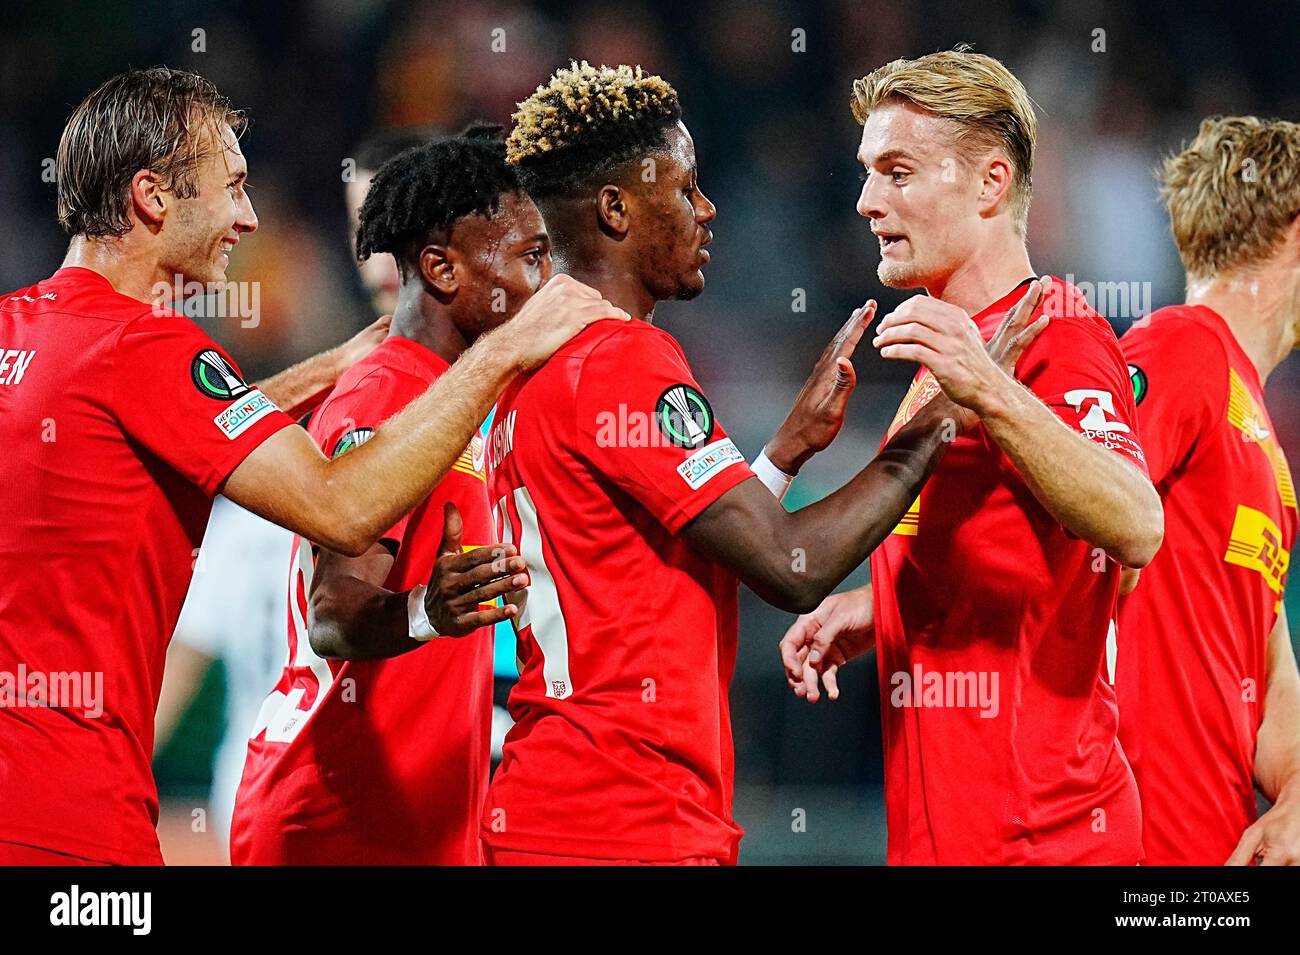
[
  {"left": 851, "top": 49, "right": 1038, "bottom": 234},
  {"left": 1160, "top": 115, "right": 1300, "bottom": 278}
]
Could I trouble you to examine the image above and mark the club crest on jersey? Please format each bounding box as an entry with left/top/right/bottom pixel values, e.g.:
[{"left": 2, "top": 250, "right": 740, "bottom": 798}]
[
  {"left": 887, "top": 369, "right": 942, "bottom": 441},
  {"left": 191, "top": 349, "right": 250, "bottom": 400},
  {"left": 1128, "top": 364, "right": 1147, "bottom": 405},
  {"left": 655, "top": 384, "right": 714, "bottom": 448},
  {"left": 332, "top": 428, "right": 375, "bottom": 458}
]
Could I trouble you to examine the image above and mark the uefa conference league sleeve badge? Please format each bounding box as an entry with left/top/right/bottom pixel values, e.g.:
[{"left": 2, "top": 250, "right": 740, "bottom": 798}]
[
  {"left": 655, "top": 384, "right": 714, "bottom": 449},
  {"left": 1128, "top": 364, "right": 1147, "bottom": 406},
  {"left": 191, "top": 349, "right": 251, "bottom": 400},
  {"left": 193, "top": 349, "right": 280, "bottom": 440}
]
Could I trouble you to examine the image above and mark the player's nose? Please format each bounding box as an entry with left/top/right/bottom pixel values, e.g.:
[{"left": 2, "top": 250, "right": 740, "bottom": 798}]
[
  {"left": 237, "top": 193, "right": 259, "bottom": 234},
  {"left": 856, "top": 177, "right": 887, "bottom": 221},
  {"left": 694, "top": 186, "right": 717, "bottom": 223}
]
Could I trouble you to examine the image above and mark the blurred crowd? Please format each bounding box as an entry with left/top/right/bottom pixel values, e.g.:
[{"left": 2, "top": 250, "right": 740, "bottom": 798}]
[{"left": 5, "top": 0, "right": 1299, "bottom": 863}]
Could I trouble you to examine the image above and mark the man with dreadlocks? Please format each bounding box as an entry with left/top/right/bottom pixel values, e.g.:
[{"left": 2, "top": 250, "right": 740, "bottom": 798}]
[
  {"left": 230, "top": 128, "right": 552, "bottom": 866},
  {"left": 481, "top": 62, "right": 1046, "bottom": 865}
]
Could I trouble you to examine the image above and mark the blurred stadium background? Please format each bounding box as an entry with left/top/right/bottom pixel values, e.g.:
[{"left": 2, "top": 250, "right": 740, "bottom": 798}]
[{"left": 4, "top": 0, "right": 1299, "bottom": 864}]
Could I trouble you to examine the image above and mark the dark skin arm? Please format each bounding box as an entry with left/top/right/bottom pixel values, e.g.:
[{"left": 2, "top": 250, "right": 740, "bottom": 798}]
[
  {"left": 682, "top": 285, "right": 1049, "bottom": 614},
  {"left": 308, "top": 502, "right": 530, "bottom": 661},
  {"left": 682, "top": 398, "right": 956, "bottom": 614}
]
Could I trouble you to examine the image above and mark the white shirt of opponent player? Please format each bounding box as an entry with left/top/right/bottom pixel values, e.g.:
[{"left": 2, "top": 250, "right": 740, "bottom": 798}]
[{"left": 169, "top": 496, "right": 295, "bottom": 849}]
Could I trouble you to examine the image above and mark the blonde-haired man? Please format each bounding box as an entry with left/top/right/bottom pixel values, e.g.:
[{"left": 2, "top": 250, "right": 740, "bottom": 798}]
[
  {"left": 781, "top": 50, "right": 1164, "bottom": 864},
  {"left": 1117, "top": 116, "right": 1300, "bottom": 866}
]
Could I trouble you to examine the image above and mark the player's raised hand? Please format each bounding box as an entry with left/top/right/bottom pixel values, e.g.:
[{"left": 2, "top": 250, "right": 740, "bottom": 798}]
[
  {"left": 506, "top": 273, "right": 632, "bottom": 370},
  {"left": 422, "top": 502, "right": 530, "bottom": 637},
  {"left": 1225, "top": 798, "right": 1300, "bottom": 866},
  {"left": 765, "top": 302, "right": 876, "bottom": 473},
  {"left": 779, "top": 585, "right": 875, "bottom": 703}
]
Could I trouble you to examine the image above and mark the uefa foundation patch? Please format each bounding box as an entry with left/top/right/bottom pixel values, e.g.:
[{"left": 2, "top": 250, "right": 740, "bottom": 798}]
[
  {"left": 677, "top": 437, "right": 744, "bottom": 489},
  {"left": 214, "top": 391, "right": 278, "bottom": 439}
]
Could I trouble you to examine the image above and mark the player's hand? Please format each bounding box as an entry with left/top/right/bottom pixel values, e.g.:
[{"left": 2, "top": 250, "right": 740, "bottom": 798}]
[
  {"left": 765, "top": 302, "right": 875, "bottom": 473},
  {"left": 779, "top": 585, "right": 875, "bottom": 703},
  {"left": 422, "top": 502, "right": 529, "bottom": 637},
  {"left": 985, "top": 276, "right": 1051, "bottom": 376},
  {"left": 1226, "top": 795, "right": 1300, "bottom": 866},
  {"left": 873, "top": 277, "right": 1051, "bottom": 420},
  {"left": 335, "top": 313, "right": 392, "bottom": 371},
  {"left": 506, "top": 273, "right": 631, "bottom": 370}
]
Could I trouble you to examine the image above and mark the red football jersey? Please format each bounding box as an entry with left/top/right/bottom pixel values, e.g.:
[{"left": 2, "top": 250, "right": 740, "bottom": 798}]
[
  {"left": 1117, "top": 304, "right": 1297, "bottom": 864},
  {"left": 869, "top": 277, "right": 1147, "bottom": 865},
  {"left": 0, "top": 267, "right": 293, "bottom": 864},
  {"left": 483, "top": 319, "right": 754, "bottom": 863},
  {"left": 231, "top": 336, "right": 495, "bottom": 865}
]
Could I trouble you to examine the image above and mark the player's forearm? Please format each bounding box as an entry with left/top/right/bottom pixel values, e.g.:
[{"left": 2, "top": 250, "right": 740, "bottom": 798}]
[
  {"left": 256, "top": 346, "right": 347, "bottom": 420},
  {"left": 774, "top": 398, "right": 955, "bottom": 609},
  {"left": 309, "top": 575, "right": 423, "bottom": 661},
  {"left": 1255, "top": 611, "right": 1300, "bottom": 804},
  {"left": 310, "top": 332, "right": 521, "bottom": 555},
  {"left": 977, "top": 379, "right": 1163, "bottom": 568}
]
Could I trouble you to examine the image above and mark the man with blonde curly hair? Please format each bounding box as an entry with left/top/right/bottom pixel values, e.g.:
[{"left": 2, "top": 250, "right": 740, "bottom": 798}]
[
  {"left": 483, "top": 61, "right": 1043, "bottom": 865},
  {"left": 1117, "top": 116, "right": 1300, "bottom": 866}
]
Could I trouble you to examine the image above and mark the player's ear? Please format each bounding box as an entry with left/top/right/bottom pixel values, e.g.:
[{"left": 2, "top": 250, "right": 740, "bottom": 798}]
[
  {"left": 979, "top": 153, "right": 1013, "bottom": 219},
  {"left": 419, "top": 244, "right": 457, "bottom": 297},
  {"left": 130, "top": 169, "right": 166, "bottom": 228},
  {"left": 596, "top": 184, "right": 630, "bottom": 238}
]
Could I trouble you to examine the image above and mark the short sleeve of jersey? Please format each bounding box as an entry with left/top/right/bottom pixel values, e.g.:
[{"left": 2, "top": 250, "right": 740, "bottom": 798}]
[
  {"left": 1120, "top": 317, "right": 1227, "bottom": 485},
  {"left": 574, "top": 327, "right": 756, "bottom": 534},
  {"left": 1014, "top": 316, "right": 1148, "bottom": 474},
  {"left": 308, "top": 366, "right": 428, "bottom": 550},
  {"left": 111, "top": 314, "right": 295, "bottom": 497}
]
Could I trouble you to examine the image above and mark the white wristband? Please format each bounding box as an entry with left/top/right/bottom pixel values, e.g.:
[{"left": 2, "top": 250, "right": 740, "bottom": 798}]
[
  {"left": 752, "top": 449, "right": 795, "bottom": 502},
  {"left": 407, "top": 584, "right": 441, "bottom": 642}
]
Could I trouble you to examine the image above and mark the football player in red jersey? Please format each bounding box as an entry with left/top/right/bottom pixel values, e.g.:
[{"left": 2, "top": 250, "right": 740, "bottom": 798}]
[
  {"left": 0, "top": 68, "right": 623, "bottom": 866},
  {"left": 1115, "top": 116, "right": 1300, "bottom": 866},
  {"left": 781, "top": 50, "right": 1165, "bottom": 864},
  {"left": 230, "top": 128, "right": 553, "bottom": 865},
  {"left": 479, "top": 62, "right": 1045, "bottom": 866}
]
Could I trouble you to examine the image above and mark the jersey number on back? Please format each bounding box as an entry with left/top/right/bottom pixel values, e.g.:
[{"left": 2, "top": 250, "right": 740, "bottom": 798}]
[{"left": 494, "top": 486, "right": 574, "bottom": 700}]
